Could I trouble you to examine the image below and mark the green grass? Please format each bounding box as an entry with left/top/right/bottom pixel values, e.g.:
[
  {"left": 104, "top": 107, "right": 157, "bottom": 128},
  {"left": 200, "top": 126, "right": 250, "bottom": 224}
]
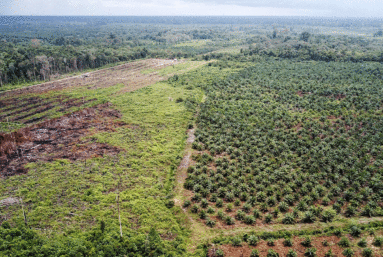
[
  {"left": 0, "top": 79, "right": 204, "bottom": 247},
  {"left": 140, "top": 60, "right": 205, "bottom": 76},
  {"left": 212, "top": 46, "right": 243, "bottom": 54},
  {"left": 175, "top": 40, "right": 211, "bottom": 48}
]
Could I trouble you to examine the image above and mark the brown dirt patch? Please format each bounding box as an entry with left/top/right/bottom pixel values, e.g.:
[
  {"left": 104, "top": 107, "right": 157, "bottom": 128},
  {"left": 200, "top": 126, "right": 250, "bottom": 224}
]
[
  {"left": 0, "top": 103, "right": 125, "bottom": 177},
  {"left": 0, "top": 95, "right": 97, "bottom": 125},
  {"left": 0, "top": 59, "right": 182, "bottom": 97},
  {"left": 212, "top": 236, "right": 346, "bottom": 257},
  {"left": 296, "top": 91, "right": 305, "bottom": 97}
]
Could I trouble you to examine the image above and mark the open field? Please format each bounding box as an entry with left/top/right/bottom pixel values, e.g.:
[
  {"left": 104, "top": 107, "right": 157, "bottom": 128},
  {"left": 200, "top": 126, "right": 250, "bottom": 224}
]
[
  {"left": 0, "top": 58, "right": 182, "bottom": 97},
  {"left": 0, "top": 58, "right": 208, "bottom": 256}
]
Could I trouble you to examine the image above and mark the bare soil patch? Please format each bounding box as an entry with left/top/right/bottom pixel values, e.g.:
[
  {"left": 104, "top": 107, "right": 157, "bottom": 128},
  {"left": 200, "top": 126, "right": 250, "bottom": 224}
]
[
  {"left": 210, "top": 236, "right": 346, "bottom": 257},
  {"left": 0, "top": 103, "right": 125, "bottom": 177},
  {"left": 0, "top": 59, "right": 181, "bottom": 98},
  {"left": 0, "top": 95, "right": 97, "bottom": 125}
]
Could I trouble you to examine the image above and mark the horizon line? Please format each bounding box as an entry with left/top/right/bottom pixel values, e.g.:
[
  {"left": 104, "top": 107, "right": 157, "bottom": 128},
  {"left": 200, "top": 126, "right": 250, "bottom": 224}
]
[{"left": 1, "top": 15, "right": 382, "bottom": 19}]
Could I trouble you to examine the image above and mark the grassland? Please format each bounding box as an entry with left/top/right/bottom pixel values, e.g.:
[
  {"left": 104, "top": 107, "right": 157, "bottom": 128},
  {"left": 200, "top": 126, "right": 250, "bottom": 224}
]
[{"left": 0, "top": 59, "right": 208, "bottom": 256}]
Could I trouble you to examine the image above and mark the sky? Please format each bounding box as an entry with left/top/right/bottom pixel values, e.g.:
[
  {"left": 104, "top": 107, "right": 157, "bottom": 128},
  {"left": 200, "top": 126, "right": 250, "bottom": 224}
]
[{"left": 0, "top": 0, "right": 382, "bottom": 18}]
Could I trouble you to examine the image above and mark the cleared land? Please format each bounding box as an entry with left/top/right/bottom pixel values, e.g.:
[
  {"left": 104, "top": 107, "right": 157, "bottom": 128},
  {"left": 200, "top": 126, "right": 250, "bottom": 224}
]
[
  {"left": 0, "top": 58, "right": 206, "bottom": 257},
  {"left": 0, "top": 58, "right": 181, "bottom": 97}
]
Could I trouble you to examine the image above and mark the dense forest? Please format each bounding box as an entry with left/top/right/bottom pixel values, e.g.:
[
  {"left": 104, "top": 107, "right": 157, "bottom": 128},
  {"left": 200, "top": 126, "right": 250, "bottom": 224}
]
[{"left": 1, "top": 16, "right": 382, "bottom": 87}]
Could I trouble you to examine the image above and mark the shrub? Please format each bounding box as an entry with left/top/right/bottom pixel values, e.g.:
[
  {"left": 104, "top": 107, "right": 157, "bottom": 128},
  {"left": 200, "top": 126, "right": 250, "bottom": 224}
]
[
  {"left": 325, "top": 249, "right": 334, "bottom": 257},
  {"left": 216, "top": 199, "right": 223, "bottom": 208},
  {"left": 235, "top": 210, "right": 245, "bottom": 220},
  {"left": 362, "top": 206, "right": 375, "bottom": 217},
  {"left": 240, "top": 192, "right": 249, "bottom": 202},
  {"left": 260, "top": 203, "right": 269, "bottom": 212},
  {"left": 297, "top": 201, "right": 308, "bottom": 211},
  {"left": 350, "top": 225, "right": 362, "bottom": 237},
  {"left": 250, "top": 249, "right": 260, "bottom": 257},
  {"left": 243, "top": 203, "right": 251, "bottom": 213},
  {"left": 278, "top": 201, "right": 289, "bottom": 212},
  {"left": 247, "top": 196, "right": 257, "bottom": 206},
  {"left": 333, "top": 229, "right": 342, "bottom": 237},
  {"left": 201, "top": 198, "right": 209, "bottom": 208},
  {"left": 199, "top": 210, "right": 207, "bottom": 219},
  {"left": 192, "top": 193, "right": 202, "bottom": 202},
  {"left": 305, "top": 248, "right": 317, "bottom": 257},
  {"left": 265, "top": 214, "right": 273, "bottom": 223},
  {"left": 216, "top": 248, "right": 225, "bottom": 257},
  {"left": 232, "top": 236, "right": 242, "bottom": 246},
  {"left": 302, "top": 211, "right": 316, "bottom": 223},
  {"left": 267, "top": 196, "right": 276, "bottom": 206},
  {"left": 217, "top": 210, "right": 225, "bottom": 219},
  {"left": 244, "top": 215, "right": 256, "bottom": 225},
  {"left": 284, "top": 194, "right": 295, "bottom": 206},
  {"left": 207, "top": 206, "right": 215, "bottom": 214},
  {"left": 272, "top": 209, "right": 280, "bottom": 218},
  {"left": 333, "top": 203, "right": 342, "bottom": 213},
  {"left": 191, "top": 204, "right": 199, "bottom": 213},
  {"left": 362, "top": 248, "right": 373, "bottom": 257},
  {"left": 226, "top": 203, "right": 234, "bottom": 212},
  {"left": 209, "top": 193, "right": 218, "bottom": 202},
  {"left": 358, "top": 238, "right": 367, "bottom": 247},
  {"left": 234, "top": 199, "right": 241, "bottom": 206},
  {"left": 206, "top": 218, "right": 216, "bottom": 227},
  {"left": 187, "top": 165, "right": 195, "bottom": 173},
  {"left": 165, "top": 199, "right": 175, "bottom": 208},
  {"left": 342, "top": 248, "right": 354, "bottom": 257},
  {"left": 287, "top": 249, "right": 297, "bottom": 257},
  {"left": 322, "top": 208, "right": 336, "bottom": 222},
  {"left": 338, "top": 237, "right": 351, "bottom": 247},
  {"left": 282, "top": 213, "right": 295, "bottom": 224},
  {"left": 225, "top": 216, "right": 235, "bottom": 225},
  {"left": 373, "top": 237, "right": 383, "bottom": 247},
  {"left": 283, "top": 238, "right": 293, "bottom": 247},
  {"left": 322, "top": 197, "right": 330, "bottom": 206},
  {"left": 248, "top": 235, "right": 259, "bottom": 246},
  {"left": 309, "top": 206, "right": 323, "bottom": 217},
  {"left": 345, "top": 205, "right": 356, "bottom": 217},
  {"left": 301, "top": 236, "right": 312, "bottom": 247},
  {"left": 183, "top": 200, "right": 191, "bottom": 208},
  {"left": 267, "top": 249, "right": 279, "bottom": 257},
  {"left": 253, "top": 208, "right": 261, "bottom": 219},
  {"left": 225, "top": 192, "right": 235, "bottom": 202},
  {"left": 267, "top": 238, "right": 275, "bottom": 246}
]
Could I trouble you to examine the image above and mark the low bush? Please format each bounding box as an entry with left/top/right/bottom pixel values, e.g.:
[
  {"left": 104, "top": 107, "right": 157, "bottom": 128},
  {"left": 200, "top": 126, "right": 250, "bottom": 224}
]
[
  {"left": 250, "top": 249, "right": 260, "bottom": 257},
  {"left": 342, "top": 248, "right": 354, "bottom": 257},
  {"left": 287, "top": 249, "right": 297, "bottom": 257},
  {"left": 361, "top": 248, "right": 373, "bottom": 257},
  {"left": 338, "top": 237, "right": 351, "bottom": 247}
]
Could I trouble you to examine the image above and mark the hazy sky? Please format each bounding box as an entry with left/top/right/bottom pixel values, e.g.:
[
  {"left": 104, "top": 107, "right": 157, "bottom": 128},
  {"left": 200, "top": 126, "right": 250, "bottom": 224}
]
[{"left": 0, "top": 0, "right": 382, "bottom": 17}]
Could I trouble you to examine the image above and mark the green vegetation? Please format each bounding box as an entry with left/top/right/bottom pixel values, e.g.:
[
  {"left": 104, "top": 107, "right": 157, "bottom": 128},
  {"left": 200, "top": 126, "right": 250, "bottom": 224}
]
[
  {"left": 183, "top": 59, "right": 383, "bottom": 227},
  {"left": 0, "top": 77, "right": 204, "bottom": 255},
  {"left": 2, "top": 16, "right": 383, "bottom": 257}
]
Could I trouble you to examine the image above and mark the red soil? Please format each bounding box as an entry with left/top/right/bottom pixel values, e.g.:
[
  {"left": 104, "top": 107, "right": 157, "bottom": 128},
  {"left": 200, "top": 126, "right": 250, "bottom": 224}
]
[
  {"left": 0, "top": 103, "right": 125, "bottom": 177},
  {"left": 209, "top": 236, "right": 346, "bottom": 257}
]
